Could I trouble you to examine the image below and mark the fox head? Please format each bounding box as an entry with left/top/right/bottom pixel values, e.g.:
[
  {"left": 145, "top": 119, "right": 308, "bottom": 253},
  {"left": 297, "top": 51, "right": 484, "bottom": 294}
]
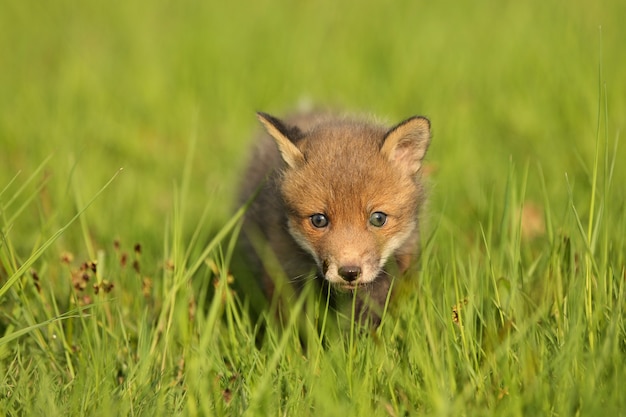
[{"left": 257, "top": 112, "right": 431, "bottom": 290}]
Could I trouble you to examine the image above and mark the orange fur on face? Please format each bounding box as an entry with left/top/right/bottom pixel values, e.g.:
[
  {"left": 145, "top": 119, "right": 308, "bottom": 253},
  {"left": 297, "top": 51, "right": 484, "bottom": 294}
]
[{"left": 281, "top": 123, "right": 421, "bottom": 286}]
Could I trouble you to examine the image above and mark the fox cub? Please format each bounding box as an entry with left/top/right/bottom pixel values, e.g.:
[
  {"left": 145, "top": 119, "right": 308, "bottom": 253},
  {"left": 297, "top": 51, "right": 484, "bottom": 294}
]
[{"left": 238, "top": 111, "right": 431, "bottom": 323}]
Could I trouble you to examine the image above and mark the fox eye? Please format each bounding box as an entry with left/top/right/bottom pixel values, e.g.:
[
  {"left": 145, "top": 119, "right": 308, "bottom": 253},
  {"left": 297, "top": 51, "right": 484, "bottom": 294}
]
[
  {"left": 310, "top": 213, "right": 329, "bottom": 228},
  {"left": 369, "top": 211, "right": 387, "bottom": 227}
]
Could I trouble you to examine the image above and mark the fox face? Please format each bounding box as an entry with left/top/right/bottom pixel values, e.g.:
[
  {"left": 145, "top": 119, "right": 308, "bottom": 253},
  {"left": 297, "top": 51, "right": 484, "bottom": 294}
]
[{"left": 256, "top": 112, "right": 431, "bottom": 291}]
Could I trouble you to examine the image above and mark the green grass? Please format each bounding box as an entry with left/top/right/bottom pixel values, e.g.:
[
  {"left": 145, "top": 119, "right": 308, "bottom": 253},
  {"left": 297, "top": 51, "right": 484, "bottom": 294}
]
[{"left": 1, "top": 0, "right": 625, "bottom": 415}]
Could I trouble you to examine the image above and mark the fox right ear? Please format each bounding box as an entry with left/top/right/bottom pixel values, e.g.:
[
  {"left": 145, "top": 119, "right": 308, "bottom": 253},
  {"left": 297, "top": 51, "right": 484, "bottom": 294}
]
[
  {"left": 257, "top": 112, "right": 305, "bottom": 169},
  {"left": 381, "top": 116, "right": 431, "bottom": 175}
]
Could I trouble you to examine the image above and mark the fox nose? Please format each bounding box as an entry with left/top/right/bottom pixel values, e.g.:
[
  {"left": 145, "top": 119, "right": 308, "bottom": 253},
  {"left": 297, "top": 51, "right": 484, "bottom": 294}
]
[{"left": 338, "top": 265, "right": 361, "bottom": 282}]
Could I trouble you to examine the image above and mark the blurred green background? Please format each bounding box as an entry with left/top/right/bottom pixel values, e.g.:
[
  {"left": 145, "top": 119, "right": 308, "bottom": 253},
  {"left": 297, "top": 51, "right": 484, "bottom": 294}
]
[
  {"left": 1, "top": 1, "right": 625, "bottom": 414},
  {"left": 1, "top": 0, "right": 624, "bottom": 250}
]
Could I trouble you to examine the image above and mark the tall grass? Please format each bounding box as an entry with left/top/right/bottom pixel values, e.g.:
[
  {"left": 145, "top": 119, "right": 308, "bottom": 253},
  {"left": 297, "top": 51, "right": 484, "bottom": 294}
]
[{"left": 1, "top": 88, "right": 624, "bottom": 416}]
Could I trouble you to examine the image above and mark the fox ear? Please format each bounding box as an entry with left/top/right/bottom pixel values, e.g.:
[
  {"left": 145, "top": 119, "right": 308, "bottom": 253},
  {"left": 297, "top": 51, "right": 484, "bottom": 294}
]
[
  {"left": 257, "top": 112, "right": 305, "bottom": 169},
  {"left": 381, "top": 116, "right": 431, "bottom": 175}
]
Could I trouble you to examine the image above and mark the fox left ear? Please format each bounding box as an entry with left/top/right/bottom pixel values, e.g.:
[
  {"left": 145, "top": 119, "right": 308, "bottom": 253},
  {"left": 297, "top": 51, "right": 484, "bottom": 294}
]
[
  {"left": 257, "top": 112, "right": 305, "bottom": 169},
  {"left": 381, "top": 116, "right": 431, "bottom": 175}
]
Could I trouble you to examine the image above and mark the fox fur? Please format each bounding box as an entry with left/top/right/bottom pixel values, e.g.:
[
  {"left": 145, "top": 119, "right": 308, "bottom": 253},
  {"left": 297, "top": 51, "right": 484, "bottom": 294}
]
[{"left": 237, "top": 111, "right": 431, "bottom": 323}]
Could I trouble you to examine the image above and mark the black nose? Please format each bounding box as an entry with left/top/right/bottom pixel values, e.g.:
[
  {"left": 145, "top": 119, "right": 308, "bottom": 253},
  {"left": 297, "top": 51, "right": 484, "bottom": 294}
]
[{"left": 338, "top": 266, "right": 361, "bottom": 282}]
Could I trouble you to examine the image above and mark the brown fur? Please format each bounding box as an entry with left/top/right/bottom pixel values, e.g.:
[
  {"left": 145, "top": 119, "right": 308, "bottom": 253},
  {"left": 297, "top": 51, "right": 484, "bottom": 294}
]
[{"left": 237, "top": 111, "right": 431, "bottom": 324}]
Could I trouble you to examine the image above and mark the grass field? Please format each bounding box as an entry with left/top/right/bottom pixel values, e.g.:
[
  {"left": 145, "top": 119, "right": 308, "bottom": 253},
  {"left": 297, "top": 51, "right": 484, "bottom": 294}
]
[{"left": 1, "top": 0, "right": 625, "bottom": 415}]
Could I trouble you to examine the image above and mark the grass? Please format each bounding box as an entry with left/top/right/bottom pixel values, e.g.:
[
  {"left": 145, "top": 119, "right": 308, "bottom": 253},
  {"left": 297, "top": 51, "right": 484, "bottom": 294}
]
[{"left": 1, "top": 0, "right": 625, "bottom": 415}]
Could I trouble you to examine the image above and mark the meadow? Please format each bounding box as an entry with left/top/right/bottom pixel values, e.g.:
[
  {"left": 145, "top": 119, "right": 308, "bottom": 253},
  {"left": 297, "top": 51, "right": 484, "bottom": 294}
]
[{"left": 1, "top": 0, "right": 625, "bottom": 415}]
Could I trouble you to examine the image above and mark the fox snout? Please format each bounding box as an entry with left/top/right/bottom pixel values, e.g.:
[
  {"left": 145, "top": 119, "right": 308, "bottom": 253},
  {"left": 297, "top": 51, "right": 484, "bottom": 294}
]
[
  {"left": 323, "top": 260, "right": 367, "bottom": 283},
  {"left": 319, "top": 245, "right": 385, "bottom": 290},
  {"left": 337, "top": 265, "right": 361, "bottom": 282}
]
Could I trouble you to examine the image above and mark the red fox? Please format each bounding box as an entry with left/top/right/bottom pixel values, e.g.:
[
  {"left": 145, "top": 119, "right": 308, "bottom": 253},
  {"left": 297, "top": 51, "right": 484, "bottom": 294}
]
[{"left": 238, "top": 111, "right": 431, "bottom": 324}]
